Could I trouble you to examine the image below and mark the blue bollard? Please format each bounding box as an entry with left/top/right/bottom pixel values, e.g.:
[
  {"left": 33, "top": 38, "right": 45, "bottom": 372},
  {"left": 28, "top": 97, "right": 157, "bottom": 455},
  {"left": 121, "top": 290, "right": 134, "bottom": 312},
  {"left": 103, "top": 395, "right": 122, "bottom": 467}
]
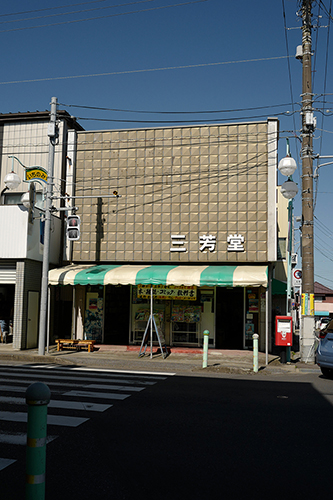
[{"left": 26, "top": 382, "right": 51, "bottom": 500}]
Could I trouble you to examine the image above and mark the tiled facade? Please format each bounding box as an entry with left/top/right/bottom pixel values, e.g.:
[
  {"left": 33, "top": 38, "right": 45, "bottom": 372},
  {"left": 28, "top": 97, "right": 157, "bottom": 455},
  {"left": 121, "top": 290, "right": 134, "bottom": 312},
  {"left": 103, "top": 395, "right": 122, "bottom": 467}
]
[{"left": 73, "top": 120, "right": 277, "bottom": 264}]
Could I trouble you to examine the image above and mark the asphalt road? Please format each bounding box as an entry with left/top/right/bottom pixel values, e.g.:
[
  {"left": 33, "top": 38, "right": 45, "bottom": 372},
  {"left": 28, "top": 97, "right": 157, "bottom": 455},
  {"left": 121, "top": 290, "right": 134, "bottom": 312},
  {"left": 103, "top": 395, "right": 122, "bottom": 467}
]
[{"left": 1, "top": 365, "right": 332, "bottom": 500}]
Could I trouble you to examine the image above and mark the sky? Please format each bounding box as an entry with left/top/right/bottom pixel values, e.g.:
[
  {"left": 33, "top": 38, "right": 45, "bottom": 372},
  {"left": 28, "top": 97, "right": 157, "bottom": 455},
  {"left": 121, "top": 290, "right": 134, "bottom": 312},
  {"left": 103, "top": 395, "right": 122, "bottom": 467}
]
[{"left": 1, "top": 0, "right": 333, "bottom": 288}]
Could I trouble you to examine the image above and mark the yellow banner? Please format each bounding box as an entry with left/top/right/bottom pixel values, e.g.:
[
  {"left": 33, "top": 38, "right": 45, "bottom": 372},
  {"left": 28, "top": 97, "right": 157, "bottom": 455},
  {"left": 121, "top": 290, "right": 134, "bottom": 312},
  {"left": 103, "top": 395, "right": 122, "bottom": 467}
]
[
  {"left": 309, "top": 293, "right": 314, "bottom": 316},
  {"left": 25, "top": 167, "right": 48, "bottom": 183},
  {"left": 137, "top": 284, "right": 197, "bottom": 301},
  {"left": 301, "top": 293, "right": 314, "bottom": 316}
]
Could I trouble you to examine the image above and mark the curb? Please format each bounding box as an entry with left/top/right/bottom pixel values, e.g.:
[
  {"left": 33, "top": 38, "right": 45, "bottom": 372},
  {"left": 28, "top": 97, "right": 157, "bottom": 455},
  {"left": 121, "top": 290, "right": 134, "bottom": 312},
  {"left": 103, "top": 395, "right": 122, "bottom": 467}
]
[{"left": 0, "top": 351, "right": 321, "bottom": 376}]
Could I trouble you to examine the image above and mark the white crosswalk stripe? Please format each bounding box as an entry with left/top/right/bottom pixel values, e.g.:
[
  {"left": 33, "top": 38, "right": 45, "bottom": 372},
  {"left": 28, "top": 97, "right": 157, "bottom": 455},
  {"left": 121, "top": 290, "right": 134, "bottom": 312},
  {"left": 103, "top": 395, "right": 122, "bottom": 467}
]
[
  {"left": 0, "top": 369, "right": 159, "bottom": 386},
  {"left": 0, "top": 363, "right": 170, "bottom": 472},
  {"left": 0, "top": 411, "right": 89, "bottom": 427},
  {"left": 0, "top": 458, "right": 16, "bottom": 472},
  {"left": 0, "top": 396, "right": 112, "bottom": 412},
  {"left": 63, "top": 390, "right": 130, "bottom": 400}
]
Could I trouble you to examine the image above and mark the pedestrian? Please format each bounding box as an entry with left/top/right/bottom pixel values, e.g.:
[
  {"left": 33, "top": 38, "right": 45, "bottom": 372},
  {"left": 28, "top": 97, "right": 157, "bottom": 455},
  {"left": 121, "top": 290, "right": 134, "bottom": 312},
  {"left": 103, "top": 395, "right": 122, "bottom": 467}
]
[{"left": 0, "top": 294, "right": 8, "bottom": 343}]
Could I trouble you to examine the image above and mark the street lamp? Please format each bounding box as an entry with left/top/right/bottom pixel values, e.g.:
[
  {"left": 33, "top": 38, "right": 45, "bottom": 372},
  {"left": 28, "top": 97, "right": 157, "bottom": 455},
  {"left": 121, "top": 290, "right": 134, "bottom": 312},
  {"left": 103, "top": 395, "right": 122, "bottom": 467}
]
[
  {"left": 4, "top": 171, "right": 21, "bottom": 190},
  {"left": 281, "top": 179, "right": 298, "bottom": 199},
  {"left": 4, "top": 156, "right": 46, "bottom": 223},
  {"left": 278, "top": 140, "right": 298, "bottom": 362}
]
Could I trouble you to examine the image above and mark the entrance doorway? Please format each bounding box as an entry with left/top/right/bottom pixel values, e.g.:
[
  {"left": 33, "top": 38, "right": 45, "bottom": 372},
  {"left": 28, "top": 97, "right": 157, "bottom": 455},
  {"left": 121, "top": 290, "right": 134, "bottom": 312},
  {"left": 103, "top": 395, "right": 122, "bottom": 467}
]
[
  {"left": 104, "top": 286, "right": 130, "bottom": 344},
  {"left": 215, "top": 288, "right": 244, "bottom": 349},
  {"left": 27, "top": 291, "right": 39, "bottom": 348}
]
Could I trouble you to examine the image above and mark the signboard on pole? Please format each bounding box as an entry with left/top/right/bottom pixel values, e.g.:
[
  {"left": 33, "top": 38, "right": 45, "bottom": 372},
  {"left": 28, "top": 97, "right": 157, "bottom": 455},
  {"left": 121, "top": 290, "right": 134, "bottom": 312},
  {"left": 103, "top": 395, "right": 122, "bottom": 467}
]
[
  {"left": 25, "top": 167, "right": 48, "bottom": 183},
  {"left": 293, "top": 269, "right": 302, "bottom": 287}
]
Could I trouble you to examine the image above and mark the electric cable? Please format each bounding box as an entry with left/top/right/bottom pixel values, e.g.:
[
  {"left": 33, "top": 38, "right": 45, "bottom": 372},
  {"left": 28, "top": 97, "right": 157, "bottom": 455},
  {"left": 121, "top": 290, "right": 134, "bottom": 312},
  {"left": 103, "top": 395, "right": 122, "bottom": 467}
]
[
  {"left": 58, "top": 101, "right": 296, "bottom": 115},
  {"left": 0, "top": 55, "right": 293, "bottom": 85},
  {"left": 75, "top": 111, "right": 289, "bottom": 125},
  {"left": 0, "top": 0, "right": 208, "bottom": 33},
  {"left": 0, "top": 0, "right": 154, "bottom": 26},
  {"left": 0, "top": 0, "right": 108, "bottom": 18}
]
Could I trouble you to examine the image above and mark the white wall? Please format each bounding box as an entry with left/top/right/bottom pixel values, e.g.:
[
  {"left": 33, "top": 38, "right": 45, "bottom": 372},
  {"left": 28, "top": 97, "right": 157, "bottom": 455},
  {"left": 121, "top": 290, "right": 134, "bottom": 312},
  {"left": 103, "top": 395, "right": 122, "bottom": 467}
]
[{"left": 0, "top": 205, "right": 61, "bottom": 264}]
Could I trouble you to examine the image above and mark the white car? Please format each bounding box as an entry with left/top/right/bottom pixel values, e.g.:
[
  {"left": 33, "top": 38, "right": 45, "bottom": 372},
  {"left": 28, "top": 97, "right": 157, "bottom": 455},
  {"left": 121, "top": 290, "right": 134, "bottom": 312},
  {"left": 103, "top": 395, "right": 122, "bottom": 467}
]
[{"left": 319, "top": 317, "right": 331, "bottom": 331}]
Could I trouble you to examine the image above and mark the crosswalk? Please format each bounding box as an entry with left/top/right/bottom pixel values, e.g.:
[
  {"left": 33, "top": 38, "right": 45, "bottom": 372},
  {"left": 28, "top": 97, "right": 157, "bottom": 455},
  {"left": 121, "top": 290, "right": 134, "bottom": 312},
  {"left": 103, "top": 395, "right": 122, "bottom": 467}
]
[{"left": 0, "top": 363, "right": 171, "bottom": 472}]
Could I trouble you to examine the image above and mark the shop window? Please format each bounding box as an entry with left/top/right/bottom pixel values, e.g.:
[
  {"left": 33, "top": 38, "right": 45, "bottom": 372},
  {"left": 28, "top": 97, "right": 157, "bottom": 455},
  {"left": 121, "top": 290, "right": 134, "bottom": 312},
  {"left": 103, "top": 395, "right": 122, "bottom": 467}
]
[
  {"left": 171, "top": 304, "right": 201, "bottom": 345},
  {"left": 277, "top": 238, "right": 286, "bottom": 260},
  {"left": 245, "top": 289, "right": 259, "bottom": 348},
  {"left": 84, "top": 286, "right": 104, "bottom": 342},
  {"left": 131, "top": 285, "right": 208, "bottom": 346}
]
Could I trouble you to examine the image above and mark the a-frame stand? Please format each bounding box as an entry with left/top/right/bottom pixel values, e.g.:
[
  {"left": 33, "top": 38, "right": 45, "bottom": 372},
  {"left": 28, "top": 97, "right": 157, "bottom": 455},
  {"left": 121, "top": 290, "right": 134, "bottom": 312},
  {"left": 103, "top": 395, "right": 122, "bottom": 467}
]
[{"left": 138, "top": 285, "right": 168, "bottom": 359}]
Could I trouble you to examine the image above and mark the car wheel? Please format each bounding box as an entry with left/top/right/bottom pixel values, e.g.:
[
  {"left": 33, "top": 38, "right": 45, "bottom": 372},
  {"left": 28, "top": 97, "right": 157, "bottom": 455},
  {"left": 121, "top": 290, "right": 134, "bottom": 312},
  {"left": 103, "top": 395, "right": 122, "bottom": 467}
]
[{"left": 321, "top": 367, "right": 333, "bottom": 378}]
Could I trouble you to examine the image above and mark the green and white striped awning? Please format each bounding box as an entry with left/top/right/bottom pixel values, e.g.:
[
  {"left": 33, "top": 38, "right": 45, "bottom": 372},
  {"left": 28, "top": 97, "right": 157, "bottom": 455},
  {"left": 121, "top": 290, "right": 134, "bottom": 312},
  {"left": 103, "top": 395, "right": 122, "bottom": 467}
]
[{"left": 49, "top": 264, "right": 268, "bottom": 288}]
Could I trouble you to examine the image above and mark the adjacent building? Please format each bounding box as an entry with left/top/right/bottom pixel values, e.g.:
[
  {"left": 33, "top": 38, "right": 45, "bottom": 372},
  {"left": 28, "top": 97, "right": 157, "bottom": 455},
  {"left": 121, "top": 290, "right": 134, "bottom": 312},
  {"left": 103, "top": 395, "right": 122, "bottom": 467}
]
[{"left": 0, "top": 111, "right": 83, "bottom": 349}]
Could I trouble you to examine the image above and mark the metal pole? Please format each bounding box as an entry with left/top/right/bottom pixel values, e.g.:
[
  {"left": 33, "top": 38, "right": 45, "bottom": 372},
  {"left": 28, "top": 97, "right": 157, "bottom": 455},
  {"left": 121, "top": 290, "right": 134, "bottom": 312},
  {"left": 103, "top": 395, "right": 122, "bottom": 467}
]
[
  {"left": 150, "top": 286, "right": 153, "bottom": 359},
  {"left": 300, "top": 1, "right": 315, "bottom": 362},
  {"left": 46, "top": 287, "right": 51, "bottom": 354},
  {"left": 253, "top": 334, "right": 259, "bottom": 373},
  {"left": 202, "top": 330, "right": 209, "bottom": 368},
  {"left": 286, "top": 199, "right": 293, "bottom": 363},
  {"left": 25, "top": 382, "right": 51, "bottom": 500},
  {"left": 38, "top": 97, "right": 58, "bottom": 355}
]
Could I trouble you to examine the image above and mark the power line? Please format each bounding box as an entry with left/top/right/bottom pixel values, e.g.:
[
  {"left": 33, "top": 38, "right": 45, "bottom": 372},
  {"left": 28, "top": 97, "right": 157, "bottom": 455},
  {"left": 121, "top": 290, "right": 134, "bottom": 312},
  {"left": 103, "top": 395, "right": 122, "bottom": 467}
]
[
  {"left": 59, "top": 100, "right": 296, "bottom": 115},
  {"left": 281, "top": 0, "right": 299, "bottom": 154},
  {"left": 0, "top": 55, "right": 293, "bottom": 85},
  {"left": 314, "top": 0, "right": 332, "bottom": 211},
  {"left": 0, "top": 0, "right": 153, "bottom": 26},
  {"left": 0, "top": 0, "right": 208, "bottom": 33},
  {"left": 0, "top": 0, "right": 107, "bottom": 18},
  {"left": 76, "top": 111, "right": 289, "bottom": 125},
  {"left": 315, "top": 273, "right": 333, "bottom": 284}
]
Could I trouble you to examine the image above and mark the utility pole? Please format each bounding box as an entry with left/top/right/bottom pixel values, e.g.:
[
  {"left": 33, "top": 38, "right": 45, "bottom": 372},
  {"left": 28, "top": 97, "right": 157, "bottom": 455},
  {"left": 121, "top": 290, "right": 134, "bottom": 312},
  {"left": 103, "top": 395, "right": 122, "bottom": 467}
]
[
  {"left": 38, "top": 97, "right": 58, "bottom": 355},
  {"left": 300, "top": 0, "right": 315, "bottom": 362}
]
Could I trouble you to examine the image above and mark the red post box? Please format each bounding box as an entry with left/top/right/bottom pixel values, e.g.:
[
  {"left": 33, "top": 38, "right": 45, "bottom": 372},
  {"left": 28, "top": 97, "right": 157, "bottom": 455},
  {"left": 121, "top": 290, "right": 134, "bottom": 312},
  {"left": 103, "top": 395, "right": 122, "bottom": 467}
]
[{"left": 275, "top": 316, "right": 293, "bottom": 346}]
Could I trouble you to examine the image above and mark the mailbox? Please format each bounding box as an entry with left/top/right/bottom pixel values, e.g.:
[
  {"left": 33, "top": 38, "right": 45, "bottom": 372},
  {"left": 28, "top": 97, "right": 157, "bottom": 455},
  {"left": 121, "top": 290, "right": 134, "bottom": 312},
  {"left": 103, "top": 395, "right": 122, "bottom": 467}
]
[{"left": 275, "top": 316, "right": 293, "bottom": 346}]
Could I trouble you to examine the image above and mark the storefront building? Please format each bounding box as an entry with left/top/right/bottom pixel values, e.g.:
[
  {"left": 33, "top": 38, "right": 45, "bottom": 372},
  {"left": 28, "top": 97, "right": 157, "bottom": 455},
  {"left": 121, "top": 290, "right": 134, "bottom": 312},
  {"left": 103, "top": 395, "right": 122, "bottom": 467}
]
[{"left": 49, "top": 119, "right": 279, "bottom": 352}]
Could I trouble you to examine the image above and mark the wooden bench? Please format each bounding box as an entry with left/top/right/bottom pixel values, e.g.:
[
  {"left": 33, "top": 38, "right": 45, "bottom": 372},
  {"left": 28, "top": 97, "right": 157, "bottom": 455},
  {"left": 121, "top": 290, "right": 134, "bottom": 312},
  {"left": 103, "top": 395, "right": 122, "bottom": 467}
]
[{"left": 55, "top": 339, "right": 96, "bottom": 353}]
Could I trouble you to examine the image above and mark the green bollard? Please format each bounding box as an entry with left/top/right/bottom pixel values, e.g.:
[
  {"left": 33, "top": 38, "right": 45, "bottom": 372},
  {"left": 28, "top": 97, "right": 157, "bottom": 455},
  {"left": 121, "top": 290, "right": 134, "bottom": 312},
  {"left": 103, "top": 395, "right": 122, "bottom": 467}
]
[
  {"left": 202, "top": 330, "right": 210, "bottom": 368},
  {"left": 252, "top": 333, "right": 259, "bottom": 373},
  {"left": 26, "top": 382, "right": 51, "bottom": 500}
]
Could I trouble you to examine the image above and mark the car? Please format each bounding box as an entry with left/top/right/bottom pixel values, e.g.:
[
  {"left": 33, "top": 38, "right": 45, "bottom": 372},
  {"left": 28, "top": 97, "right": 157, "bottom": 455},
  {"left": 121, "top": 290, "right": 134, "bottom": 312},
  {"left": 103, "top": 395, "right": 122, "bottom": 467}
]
[
  {"left": 316, "top": 319, "right": 333, "bottom": 377},
  {"left": 318, "top": 317, "right": 331, "bottom": 331}
]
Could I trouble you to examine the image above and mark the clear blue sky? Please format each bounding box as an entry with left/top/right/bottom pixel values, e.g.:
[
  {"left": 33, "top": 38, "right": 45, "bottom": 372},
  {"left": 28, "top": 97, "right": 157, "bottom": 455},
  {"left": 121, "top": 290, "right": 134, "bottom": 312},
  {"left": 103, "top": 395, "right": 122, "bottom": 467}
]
[{"left": 2, "top": 0, "right": 333, "bottom": 288}]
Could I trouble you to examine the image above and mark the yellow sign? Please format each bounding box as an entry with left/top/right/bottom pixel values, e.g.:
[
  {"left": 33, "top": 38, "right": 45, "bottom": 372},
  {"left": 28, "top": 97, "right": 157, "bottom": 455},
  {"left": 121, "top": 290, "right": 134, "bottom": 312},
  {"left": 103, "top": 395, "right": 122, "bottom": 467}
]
[
  {"left": 309, "top": 293, "right": 314, "bottom": 316},
  {"left": 25, "top": 167, "right": 48, "bottom": 183},
  {"left": 137, "top": 284, "right": 197, "bottom": 301},
  {"left": 301, "top": 293, "right": 315, "bottom": 316}
]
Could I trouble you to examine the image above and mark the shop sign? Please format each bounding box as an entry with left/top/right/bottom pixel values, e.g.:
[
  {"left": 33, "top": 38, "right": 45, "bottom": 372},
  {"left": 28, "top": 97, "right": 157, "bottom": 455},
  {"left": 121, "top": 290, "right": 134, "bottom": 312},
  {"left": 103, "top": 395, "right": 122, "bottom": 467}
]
[
  {"left": 227, "top": 234, "right": 245, "bottom": 252},
  {"left": 199, "top": 235, "right": 216, "bottom": 252},
  {"left": 25, "top": 166, "right": 48, "bottom": 183},
  {"left": 137, "top": 284, "right": 197, "bottom": 301},
  {"left": 169, "top": 233, "right": 245, "bottom": 253},
  {"left": 170, "top": 234, "right": 186, "bottom": 252},
  {"left": 170, "top": 234, "right": 217, "bottom": 253}
]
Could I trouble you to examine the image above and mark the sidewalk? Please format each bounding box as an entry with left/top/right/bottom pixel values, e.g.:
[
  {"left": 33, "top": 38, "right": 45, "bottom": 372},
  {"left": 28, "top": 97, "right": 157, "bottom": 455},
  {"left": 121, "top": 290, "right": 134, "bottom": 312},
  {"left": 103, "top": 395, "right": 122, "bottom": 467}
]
[{"left": 0, "top": 343, "right": 320, "bottom": 376}]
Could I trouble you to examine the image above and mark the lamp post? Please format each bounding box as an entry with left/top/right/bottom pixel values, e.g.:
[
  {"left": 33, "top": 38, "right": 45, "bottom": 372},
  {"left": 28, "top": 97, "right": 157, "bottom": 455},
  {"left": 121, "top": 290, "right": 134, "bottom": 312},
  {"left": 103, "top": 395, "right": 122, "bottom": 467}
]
[
  {"left": 278, "top": 140, "right": 298, "bottom": 362},
  {"left": 38, "top": 97, "right": 58, "bottom": 355}
]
